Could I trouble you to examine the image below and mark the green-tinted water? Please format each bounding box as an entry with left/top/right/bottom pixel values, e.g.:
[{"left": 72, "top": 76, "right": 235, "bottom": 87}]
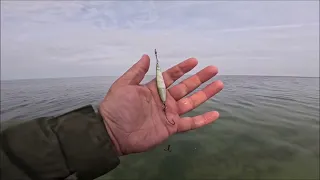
[{"left": 1, "top": 76, "right": 319, "bottom": 179}]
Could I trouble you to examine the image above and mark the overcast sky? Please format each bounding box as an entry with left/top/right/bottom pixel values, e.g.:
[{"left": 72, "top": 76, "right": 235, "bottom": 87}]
[{"left": 1, "top": 1, "right": 319, "bottom": 80}]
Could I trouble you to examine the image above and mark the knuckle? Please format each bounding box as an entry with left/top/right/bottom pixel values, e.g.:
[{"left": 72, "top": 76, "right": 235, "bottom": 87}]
[
  {"left": 171, "top": 66, "right": 184, "bottom": 80},
  {"left": 179, "top": 82, "right": 189, "bottom": 97}
]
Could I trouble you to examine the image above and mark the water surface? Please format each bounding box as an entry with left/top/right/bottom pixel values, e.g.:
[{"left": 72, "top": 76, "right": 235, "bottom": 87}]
[{"left": 1, "top": 76, "right": 319, "bottom": 179}]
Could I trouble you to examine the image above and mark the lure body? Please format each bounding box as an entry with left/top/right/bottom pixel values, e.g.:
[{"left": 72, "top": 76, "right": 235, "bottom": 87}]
[
  {"left": 156, "top": 58, "right": 166, "bottom": 106},
  {"left": 155, "top": 49, "right": 175, "bottom": 125}
]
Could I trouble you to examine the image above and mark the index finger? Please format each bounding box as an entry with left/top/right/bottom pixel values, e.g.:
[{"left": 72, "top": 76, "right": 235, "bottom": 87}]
[{"left": 146, "top": 58, "right": 198, "bottom": 87}]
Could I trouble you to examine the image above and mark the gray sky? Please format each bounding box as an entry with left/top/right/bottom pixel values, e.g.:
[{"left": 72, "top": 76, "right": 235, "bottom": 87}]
[{"left": 1, "top": 1, "right": 319, "bottom": 80}]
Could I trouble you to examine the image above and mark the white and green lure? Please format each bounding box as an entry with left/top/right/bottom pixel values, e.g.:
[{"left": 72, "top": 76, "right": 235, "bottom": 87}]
[{"left": 155, "top": 49, "right": 175, "bottom": 125}]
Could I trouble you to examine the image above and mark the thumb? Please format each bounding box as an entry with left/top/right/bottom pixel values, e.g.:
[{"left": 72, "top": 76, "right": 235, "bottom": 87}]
[{"left": 115, "top": 54, "right": 150, "bottom": 86}]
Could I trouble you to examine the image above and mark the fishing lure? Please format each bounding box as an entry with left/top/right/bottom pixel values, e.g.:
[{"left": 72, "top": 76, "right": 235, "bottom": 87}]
[{"left": 155, "top": 49, "right": 175, "bottom": 125}]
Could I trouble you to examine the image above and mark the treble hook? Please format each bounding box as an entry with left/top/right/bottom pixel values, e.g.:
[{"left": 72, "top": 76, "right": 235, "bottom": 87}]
[{"left": 164, "top": 144, "right": 172, "bottom": 152}]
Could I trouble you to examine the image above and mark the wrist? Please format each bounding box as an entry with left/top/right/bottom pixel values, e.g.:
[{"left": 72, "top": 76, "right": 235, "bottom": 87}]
[
  {"left": 97, "top": 108, "right": 123, "bottom": 156},
  {"left": 104, "top": 120, "right": 123, "bottom": 156}
]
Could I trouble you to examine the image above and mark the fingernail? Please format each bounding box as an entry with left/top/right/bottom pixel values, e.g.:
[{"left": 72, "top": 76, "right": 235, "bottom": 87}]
[
  {"left": 141, "top": 54, "right": 147, "bottom": 59},
  {"left": 213, "top": 111, "right": 219, "bottom": 117}
]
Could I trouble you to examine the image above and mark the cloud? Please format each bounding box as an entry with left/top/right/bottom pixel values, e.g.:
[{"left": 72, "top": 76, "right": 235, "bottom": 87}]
[{"left": 1, "top": 1, "right": 319, "bottom": 80}]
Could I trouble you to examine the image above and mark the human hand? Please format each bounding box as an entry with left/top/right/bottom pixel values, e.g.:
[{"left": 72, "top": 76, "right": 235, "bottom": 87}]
[{"left": 99, "top": 54, "right": 224, "bottom": 156}]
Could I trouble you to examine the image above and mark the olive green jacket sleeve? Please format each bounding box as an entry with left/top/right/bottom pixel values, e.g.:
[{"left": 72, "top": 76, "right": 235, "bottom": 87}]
[{"left": 1, "top": 105, "right": 120, "bottom": 180}]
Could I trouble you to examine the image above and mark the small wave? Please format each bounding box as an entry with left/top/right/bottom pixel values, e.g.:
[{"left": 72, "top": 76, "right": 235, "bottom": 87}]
[{"left": 1, "top": 102, "right": 30, "bottom": 114}]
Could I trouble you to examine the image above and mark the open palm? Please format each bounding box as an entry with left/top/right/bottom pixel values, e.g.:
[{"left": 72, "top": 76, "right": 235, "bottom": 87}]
[{"left": 99, "top": 55, "right": 224, "bottom": 155}]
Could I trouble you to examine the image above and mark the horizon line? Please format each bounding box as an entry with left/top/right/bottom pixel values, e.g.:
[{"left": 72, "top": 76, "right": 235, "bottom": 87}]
[{"left": 1, "top": 74, "right": 319, "bottom": 82}]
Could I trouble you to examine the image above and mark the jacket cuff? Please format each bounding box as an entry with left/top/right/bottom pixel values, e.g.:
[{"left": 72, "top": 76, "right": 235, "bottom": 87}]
[{"left": 49, "top": 105, "right": 120, "bottom": 179}]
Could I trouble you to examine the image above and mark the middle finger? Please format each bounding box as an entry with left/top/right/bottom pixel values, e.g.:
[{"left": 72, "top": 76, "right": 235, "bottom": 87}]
[{"left": 169, "top": 66, "right": 218, "bottom": 100}]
